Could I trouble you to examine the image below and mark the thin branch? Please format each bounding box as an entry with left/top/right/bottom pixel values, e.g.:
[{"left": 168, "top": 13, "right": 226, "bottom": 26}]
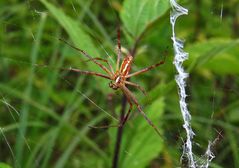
[{"left": 112, "top": 95, "right": 127, "bottom": 168}]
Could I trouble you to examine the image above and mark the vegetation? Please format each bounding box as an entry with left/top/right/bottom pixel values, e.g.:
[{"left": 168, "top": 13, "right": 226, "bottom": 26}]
[{"left": 0, "top": 0, "right": 238, "bottom": 167}]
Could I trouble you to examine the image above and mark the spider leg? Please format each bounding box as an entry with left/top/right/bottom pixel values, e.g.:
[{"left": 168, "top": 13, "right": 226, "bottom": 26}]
[
  {"left": 121, "top": 92, "right": 133, "bottom": 126},
  {"left": 89, "top": 125, "right": 120, "bottom": 129},
  {"left": 121, "top": 85, "right": 163, "bottom": 137},
  {"left": 85, "top": 57, "right": 114, "bottom": 74},
  {"left": 124, "top": 81, "right": 147, "bottom": 95},
  {"left": 60, "top": 67, "right": 111, "bottom": 80},
  {"left": 59, "top": 38, "right": 113, "bottom": 77},
  {"left": 89, "top": 95, "right": 133, "bottom": 129},
  {"left": 116, "top": 26, "right": 122, "bottom": 71},
  {"left": 126, "top": 60, "right": 165, "bottom": 78}
]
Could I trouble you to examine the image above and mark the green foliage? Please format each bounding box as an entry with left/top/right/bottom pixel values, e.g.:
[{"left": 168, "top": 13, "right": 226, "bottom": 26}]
[
  {"left": 40, "top": 0, "right": 109, "bottom": 92},
  {"left": 40, "top": 0, "right": 98, "bottom": 57},
  {"left": 0, "top": 0, "right": 238, "bottom": 168},
  {"left": 186, "top": 39, "right": 239, "bottom": 74},
  {"left": 0, "top": 163, "right": 12, "bottom": 168},
  {"left": 120, "top": 98, "right": 164, "bottom": 168},
  {"left": 121, "top": 0, "right": 170, "bottom": 38}
]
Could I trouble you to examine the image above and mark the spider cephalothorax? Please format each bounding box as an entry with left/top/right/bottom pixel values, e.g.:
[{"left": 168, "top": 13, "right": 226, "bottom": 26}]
[{"left": 109, "top": 54, "right": 133, "bottom": 90}]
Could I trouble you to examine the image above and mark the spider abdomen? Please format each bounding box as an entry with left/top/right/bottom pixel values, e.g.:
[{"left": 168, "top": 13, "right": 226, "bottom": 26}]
[{"left": 120, "top": 55, "right": 133, "bottom": 76}]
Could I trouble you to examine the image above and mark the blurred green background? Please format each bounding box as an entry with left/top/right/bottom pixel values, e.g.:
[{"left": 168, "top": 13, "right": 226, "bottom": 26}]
[{"left": 0, "top": 0, "right": 239, "bottom": 168}]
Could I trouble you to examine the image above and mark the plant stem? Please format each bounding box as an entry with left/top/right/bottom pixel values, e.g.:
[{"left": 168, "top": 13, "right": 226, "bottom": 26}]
[{"left": 112, "top": 95, "right": 127, "bottom": 168}]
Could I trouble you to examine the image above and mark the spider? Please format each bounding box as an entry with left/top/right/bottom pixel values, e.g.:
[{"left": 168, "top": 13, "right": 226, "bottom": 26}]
[{"left": 59, "top": 28, "right": 165, "bottom": 136}]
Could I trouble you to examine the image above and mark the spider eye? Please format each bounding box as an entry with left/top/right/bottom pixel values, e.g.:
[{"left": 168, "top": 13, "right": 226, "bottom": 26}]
[
  {"left": 109, "top": 82, "right": 118, "bottom": 90},
  {"left": 109, "top": 81, "right": 114, "bottom": 88}
]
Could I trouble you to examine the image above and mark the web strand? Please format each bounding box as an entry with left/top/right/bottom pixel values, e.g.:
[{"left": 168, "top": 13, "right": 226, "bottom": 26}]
[{"left": 170, "top": 0, "right": 215, "bottom": 167}]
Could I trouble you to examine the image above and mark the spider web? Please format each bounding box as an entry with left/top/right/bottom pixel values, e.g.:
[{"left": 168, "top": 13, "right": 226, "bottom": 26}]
[{"left": 169, "top": 0, "right": 235, "bottom": 167}]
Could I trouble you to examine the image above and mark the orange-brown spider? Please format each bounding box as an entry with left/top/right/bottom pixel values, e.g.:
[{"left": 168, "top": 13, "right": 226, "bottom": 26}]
[{"left": 59, "top": 28, "right": 165, "bottom": 136}]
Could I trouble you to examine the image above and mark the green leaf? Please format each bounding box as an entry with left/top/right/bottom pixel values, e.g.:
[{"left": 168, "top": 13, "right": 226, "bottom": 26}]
[
  {"left": 110, "top": 97, "right": 165, "bottom": 168},
  {"left": 40, "top": 0, "right": 98, "bottom": 57},
  {"left": 186, "top": 39, "right": 239, "bottom": 75},
  {"left": 121, "top": 0, "right": 170, "bottom": 38},
  {"left": 40, "top": 0, "right": 110, "bottom": 91},
  {"left": 0, "top": 163, "right": 12, "bottom": 168}
]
